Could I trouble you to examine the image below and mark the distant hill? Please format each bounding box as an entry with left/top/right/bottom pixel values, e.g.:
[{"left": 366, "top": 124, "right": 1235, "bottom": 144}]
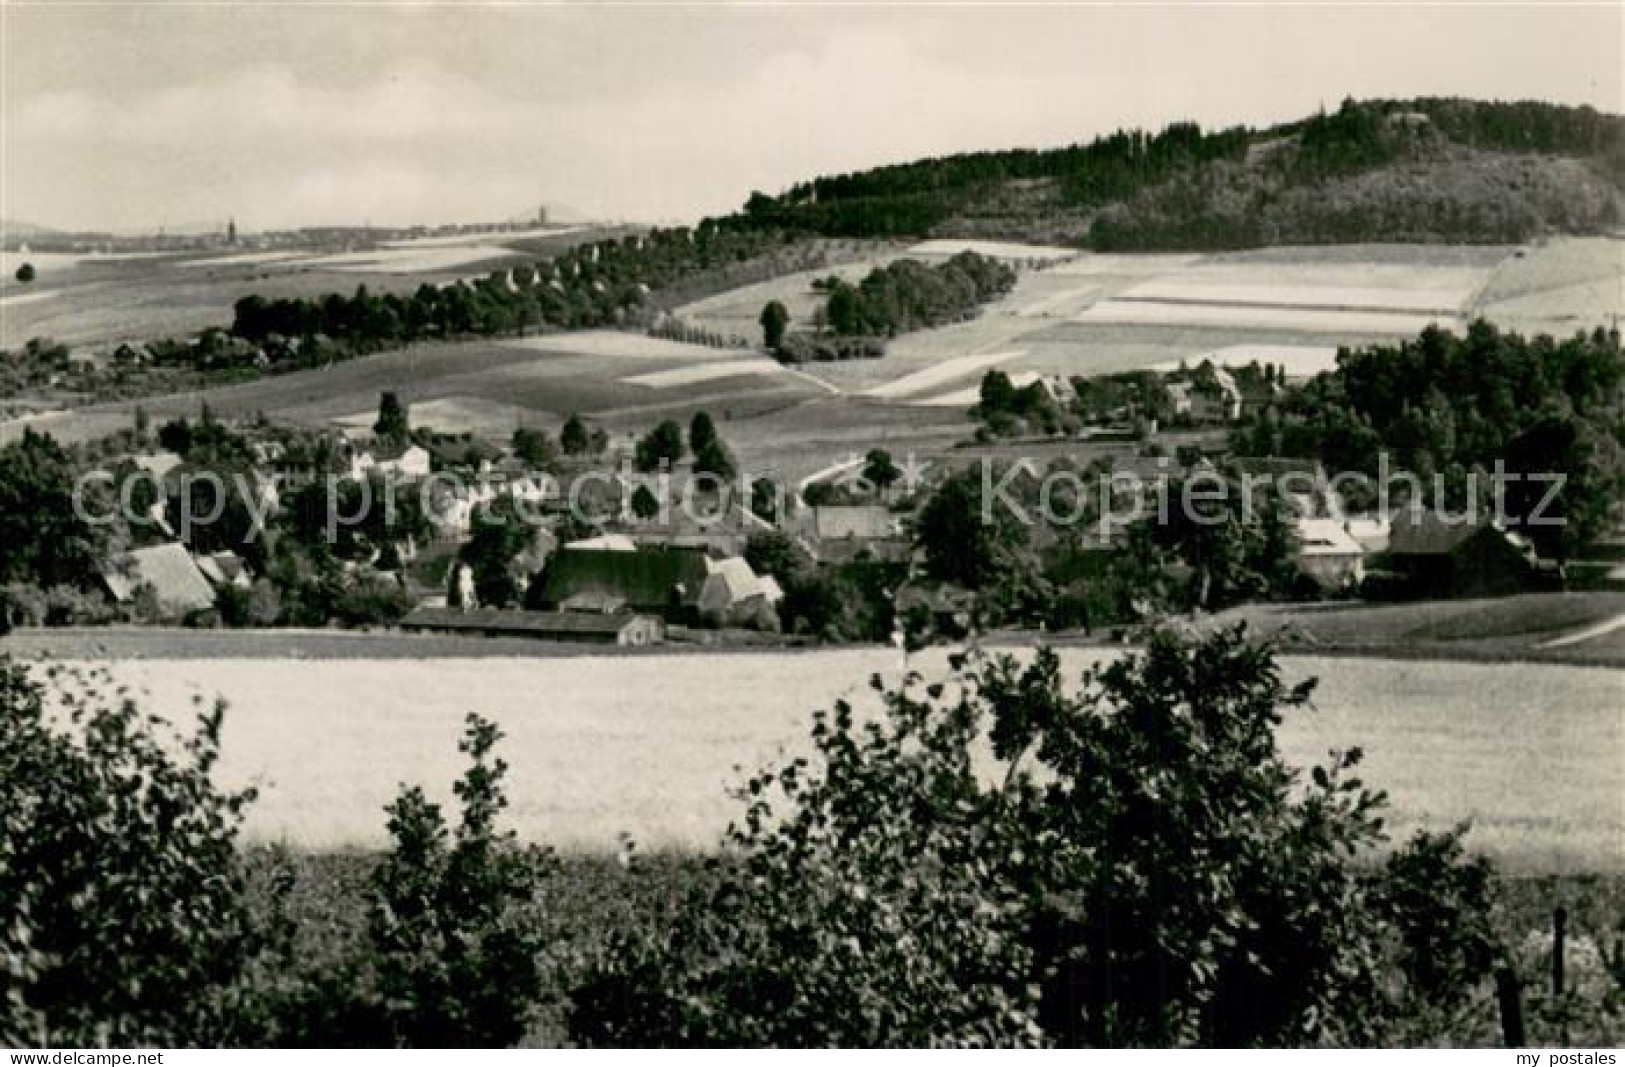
[
  {"left": 729, "top": 98, "right": 1625, "bottom": 250},
  {"left": 0, "top": 219, "right": 61, "bottom": 242}
]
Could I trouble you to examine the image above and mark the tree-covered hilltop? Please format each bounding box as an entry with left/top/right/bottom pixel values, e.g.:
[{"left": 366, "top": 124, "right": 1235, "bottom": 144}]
[{"left": 727, "top": 98, "right": 1625, "bottom": 248}]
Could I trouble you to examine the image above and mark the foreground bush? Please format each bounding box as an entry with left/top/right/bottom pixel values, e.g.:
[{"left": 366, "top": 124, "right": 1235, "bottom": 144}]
[
  {"left": 568, "top": 628, "right": 1508, "bottom": 1046},
  {"left": 1, "top": 632, "right": 1547, "bottom": 1047},
  {"left": 0, "top": 661, "right": 259, "bottom": 1045},
  {"left": 245, "top": 715, "right": 551, "bottom": 1047},
  {"left": 0, "top": 655, "right": 547, "bottom": 1047}
]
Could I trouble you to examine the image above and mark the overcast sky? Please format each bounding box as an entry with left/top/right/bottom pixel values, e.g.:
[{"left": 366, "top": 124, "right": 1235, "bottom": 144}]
[{"left": 2, "top": 3, "right": 1620, "bottom": 232}]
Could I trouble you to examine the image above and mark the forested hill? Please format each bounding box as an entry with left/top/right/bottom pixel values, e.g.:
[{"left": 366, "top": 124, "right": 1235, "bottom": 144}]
[{"left": 727, "top": 98, "right": 1625, "bottom": 250}]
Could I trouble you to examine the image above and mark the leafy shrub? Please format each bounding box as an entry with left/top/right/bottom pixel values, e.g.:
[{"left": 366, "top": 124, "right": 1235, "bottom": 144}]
[
  {"left": 264, "top": 714, "right": 552, "bottom": 1047},
  {"left": 568, "top": 670, "right": 1042, "bottom": 1046},
  {"left": 0, "top": 659, "right": 259, "bottom": 1045},
  {"left": 569, "top": 627, "right": 1504, "bottom": 1047}
]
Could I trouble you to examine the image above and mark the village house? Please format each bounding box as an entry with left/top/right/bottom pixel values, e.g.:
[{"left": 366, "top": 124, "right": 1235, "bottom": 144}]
[
  {"left": 1293, "top": 518, "right": 1366, "bottom": 591},
  {"left": 794, "top": 504, "right": 912, "bottom": 566},
  {"left": 1342, "top": 516, "right": 1392, "bottom": 556},
  {"left": 101, "top": 543, "right": 217, "bottom": 617},
  {"left": 564, "top": 533, "right": 637, "bottom": 552},
  {"left": 1167, "top": 366, "right": 1241, "bottom": 423},
  {"left": 1003, "top": 370, "right": 1077, "bottom": 406},
  {"left": 622, "top": 498, "right": 769, "bottom": 558},
  {"left": 132, "top": 450, "right": 185, "bottom": 481},
  {"left": 368, "top": 442, "right": 432, "bottom": 480}
]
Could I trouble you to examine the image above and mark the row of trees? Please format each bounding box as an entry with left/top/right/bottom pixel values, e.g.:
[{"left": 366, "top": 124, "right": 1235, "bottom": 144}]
[
  {"left": 3, "top": 628, "right": 1525, "bottom": 1046},
  {"left": 225, "top": 225, "right": 803, "bottom": 365}
]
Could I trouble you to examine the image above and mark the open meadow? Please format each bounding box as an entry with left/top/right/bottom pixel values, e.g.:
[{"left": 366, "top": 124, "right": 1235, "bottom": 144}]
[{"left": 37, "top": 647, "right": 1621, "bottom": 875}]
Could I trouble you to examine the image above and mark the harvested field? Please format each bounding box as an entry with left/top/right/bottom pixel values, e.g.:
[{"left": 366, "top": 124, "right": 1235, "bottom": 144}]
[
  {"left": 175, "top": 251, "right": 312, "bottom": 269},
  {"left": 1049, "top": 252, "right": 1206, "bottom": 275},
  {"left": 620, "top": 359, "right": 782, "bottom": 388},
  {"left": 863, "top": 349, "right": 1028, "bottom": 399},
  {"left": 671, "top": 257, "right": 900, "bottom": 339},
  {"left": 0, "top": 289, "right": 59, "bottom": 308},
  {"left": 1473, "top": 237, "right": 1625, "bottom": 334},
  {"left": 51, "top": 649, "right": 1624, "bottom": 871},
  {"left": 1075, "top": 299, "right": 1456, "bottom": 334},
  {"left": 1201, "top": 593, "right": 1625, "bottom": 663},
  {"left": 380, "top": 225, "right": 588, "bottom": 249},
  {"left": 0, "top": 230, "right": 618, "bottom": 350},
  {"left": 289, "top": 245, "right": 519, "bottom": 274},
  {"left": 501, "top": 331, "right": 737, "bottom": 360},
  {"left": 1120, "top": 280, "right": 1473, "bottom": 314}
]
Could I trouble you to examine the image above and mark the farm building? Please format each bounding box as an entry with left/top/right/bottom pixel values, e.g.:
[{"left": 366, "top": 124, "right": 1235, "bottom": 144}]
[
  {"left": 799, "top": 505, "right": 911, "bottom": 567},
  {"left": 101, "top": 543, "right": 217, "bottom": 616},
  {"left": 809, "top": 505, "right": 899, "bottom": 541},
  {"left": 130, "top": 450, "right": 184, "bottom": 482},
  {"left": 365, "top": 442, "right": 432, "bottom": 479},
  {"left": 1383, "top": 511, "right": 1557, "bottom": 598},
  {"left": 536, "top": 547, "right": 779, "bottom": 627},
  {"left": 400, "top": 607, "right": 664, "bottom": 646},
  {"left": 536, "top": 546, "right": 715, "bottom": 623},
  {"left": 620, "top": 499, "right": 770, "bottom": 558}
]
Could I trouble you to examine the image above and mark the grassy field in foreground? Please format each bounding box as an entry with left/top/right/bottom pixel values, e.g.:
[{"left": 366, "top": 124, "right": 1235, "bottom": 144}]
[{"left": 23, "top": 650, "right": 1617, "bottom": 873}]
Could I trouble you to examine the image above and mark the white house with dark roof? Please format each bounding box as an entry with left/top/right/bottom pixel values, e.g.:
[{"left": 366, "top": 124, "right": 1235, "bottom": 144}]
[{"left": 1293, "top": 518, "right": 1366, "bottom": 590}]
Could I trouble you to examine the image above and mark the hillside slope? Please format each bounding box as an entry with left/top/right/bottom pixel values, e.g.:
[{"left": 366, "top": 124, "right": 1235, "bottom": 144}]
[{"left": 735, "top": 98, "right": 1625, "bottom": 250}]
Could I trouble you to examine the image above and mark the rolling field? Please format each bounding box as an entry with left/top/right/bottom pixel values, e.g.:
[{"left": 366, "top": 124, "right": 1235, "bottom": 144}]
[
  {"left": 1470, "top": 236, "right": 1625, "bottom": 335},
  {"left": 670, "top": 254, "right": 904, "bottom": 339},
  {"left": 51, "top": 648, "right": 1624, "bottom": 872},
  {"left": 5, "top": 238, "right": 1619, "bottom": 485},
  {"left": 778, "top": 240, "right": 1572, "bottom": 407},
  {"left": 0, "top": 330, "right": 826, "bottom": 446},
  {"left": 0, "top": 226, "right": 613, "bottom": 350}
]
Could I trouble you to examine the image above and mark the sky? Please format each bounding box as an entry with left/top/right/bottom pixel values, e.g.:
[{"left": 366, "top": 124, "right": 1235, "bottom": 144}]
[{"left": 2, "top": 3, "right": 1621, "bottom": 233}]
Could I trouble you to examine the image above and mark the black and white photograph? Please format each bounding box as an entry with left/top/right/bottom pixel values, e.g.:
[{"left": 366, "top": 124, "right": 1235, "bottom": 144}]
[{"left": 1, "top": 0, "right": 1621, "bottom": 1051}]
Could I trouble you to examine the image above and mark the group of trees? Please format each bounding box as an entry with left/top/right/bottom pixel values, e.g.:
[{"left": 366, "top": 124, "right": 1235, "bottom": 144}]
[
  {"left": 735, "top": 119, "right": 1254, "bottom": 239},
  {"left": 1236, "top": 322, "right": 1624, "bottom": 559},
  {"left": 729, "top": 98, "right": 1622, "bottom": 250},
  {"left": 0, "top": 431, "right": 105, "bottom": 625},
  {"left": 821, "top": 251, "right": 1016, "bottom": 337},
  {"left": 761, "top": 253, "right": 1014, "bottom": 362},
  {"left": 904, "top": 455, "right": 1311, "bottom": 638},
  {"left": 972, "top": 370, "right": 1080, "bottom": 439},
  {"left": 632, "top": 411, "right": 736, "bottom": 479},
  {"left": 4, "top": 627, "right": 1523, "bottom": 1046}
]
